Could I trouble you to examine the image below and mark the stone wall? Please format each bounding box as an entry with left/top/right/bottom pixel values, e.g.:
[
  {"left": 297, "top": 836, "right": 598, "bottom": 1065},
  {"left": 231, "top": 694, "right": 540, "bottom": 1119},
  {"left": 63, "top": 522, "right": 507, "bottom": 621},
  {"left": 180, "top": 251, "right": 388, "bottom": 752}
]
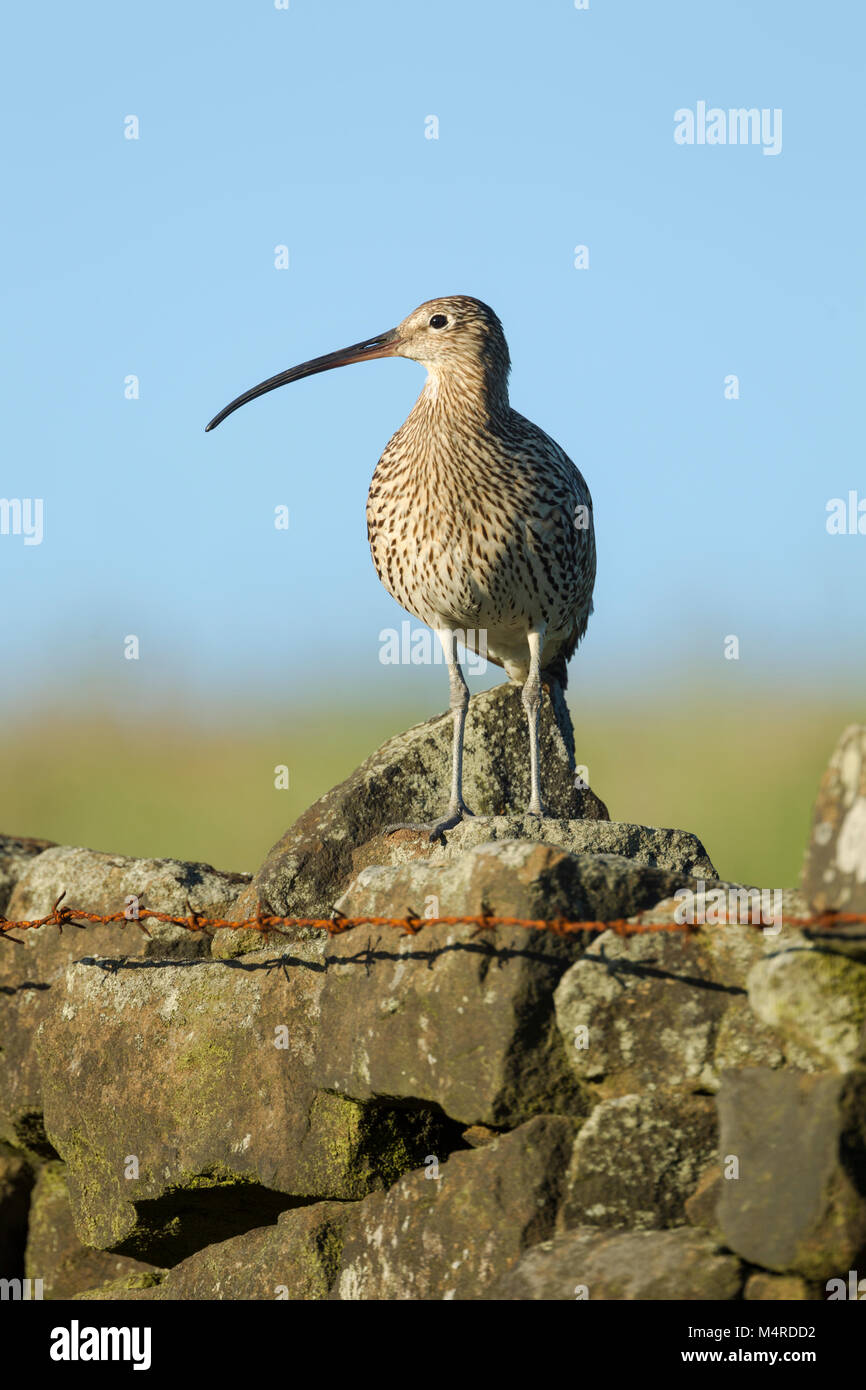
[{"left": 1, "top": 693, "right": 865, "bottom": 1301}]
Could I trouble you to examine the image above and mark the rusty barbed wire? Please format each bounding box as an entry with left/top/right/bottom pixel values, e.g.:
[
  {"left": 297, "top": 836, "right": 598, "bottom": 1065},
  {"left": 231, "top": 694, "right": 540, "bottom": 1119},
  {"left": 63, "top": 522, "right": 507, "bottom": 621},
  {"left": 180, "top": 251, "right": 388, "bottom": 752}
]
[{"left": 1, "top": 889, "right": 865, "bottom": 947}]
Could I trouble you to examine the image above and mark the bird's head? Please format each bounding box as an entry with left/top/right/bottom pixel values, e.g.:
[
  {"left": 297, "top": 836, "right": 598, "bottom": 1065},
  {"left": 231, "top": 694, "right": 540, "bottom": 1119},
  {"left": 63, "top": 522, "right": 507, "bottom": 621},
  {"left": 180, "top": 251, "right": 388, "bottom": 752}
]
[
  {"left": 391, "top": 295, "right": 510, "bottom": 375},
  {"left": 205, "top": 294, "right": 510, "bottom": 432}
]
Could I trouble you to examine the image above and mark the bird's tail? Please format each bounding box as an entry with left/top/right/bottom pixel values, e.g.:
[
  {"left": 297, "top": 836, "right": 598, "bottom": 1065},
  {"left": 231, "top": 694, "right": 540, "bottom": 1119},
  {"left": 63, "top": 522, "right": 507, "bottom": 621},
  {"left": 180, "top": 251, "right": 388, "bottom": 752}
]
[
  {"left": 542, "top": 610, "right": 591, "bottom": 693},
  {"left": 541, "top": 649, "right": 569, "bottom": 692}
]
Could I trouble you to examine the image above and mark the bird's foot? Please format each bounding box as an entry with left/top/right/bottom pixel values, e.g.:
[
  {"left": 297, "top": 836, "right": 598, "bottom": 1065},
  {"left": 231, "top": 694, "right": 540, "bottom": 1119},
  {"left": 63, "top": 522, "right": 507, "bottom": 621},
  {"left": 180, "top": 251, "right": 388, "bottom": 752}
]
[
  {"left": 524, "top": 799, "right": 551, "bottom": 819},
  {"left": 384, "top": 803, "right": 479, "bottom": 846}
]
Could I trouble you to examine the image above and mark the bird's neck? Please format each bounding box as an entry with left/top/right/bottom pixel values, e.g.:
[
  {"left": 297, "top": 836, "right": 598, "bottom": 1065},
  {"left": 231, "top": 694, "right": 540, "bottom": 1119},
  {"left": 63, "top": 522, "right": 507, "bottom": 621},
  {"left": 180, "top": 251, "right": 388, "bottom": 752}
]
[{"left": 415, "top": 362, "right": 510, "bottom": 428}]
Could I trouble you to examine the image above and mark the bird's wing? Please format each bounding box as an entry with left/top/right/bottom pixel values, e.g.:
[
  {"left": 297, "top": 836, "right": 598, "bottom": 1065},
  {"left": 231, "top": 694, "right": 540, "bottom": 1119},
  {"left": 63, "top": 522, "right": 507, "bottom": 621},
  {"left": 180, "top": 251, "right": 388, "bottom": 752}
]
[{"left": 504, "top": 414, "right": 597, "bottom": 634}]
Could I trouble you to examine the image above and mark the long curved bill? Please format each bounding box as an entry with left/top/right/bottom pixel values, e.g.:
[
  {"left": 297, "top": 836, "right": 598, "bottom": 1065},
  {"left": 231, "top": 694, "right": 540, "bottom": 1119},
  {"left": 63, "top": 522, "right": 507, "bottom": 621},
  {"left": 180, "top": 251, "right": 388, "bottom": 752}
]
[{"left": 205, "top": 327, "right": 402, "bottom": 432}]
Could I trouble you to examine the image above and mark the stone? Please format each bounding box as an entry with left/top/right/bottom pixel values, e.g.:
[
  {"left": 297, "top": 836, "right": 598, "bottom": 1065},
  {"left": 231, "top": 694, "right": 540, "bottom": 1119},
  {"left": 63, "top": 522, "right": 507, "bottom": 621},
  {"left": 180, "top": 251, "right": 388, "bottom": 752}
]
[
  {"left": 316, "top": 841, "right": 722, "bottom": 1125},
  {"left": 36, "top": 944, "right": 462, "bottom": 1264},
  {"left": 129, "top": 1202, "right": 350, "bottom": 1301},
  {"left": 747, "top": 946, "right": 866, "bottom": 1072},
  {"left": 461, "top": 1125, "right": 501, "bottom": 1148},
  {"left": 352, "top": 815, "right": 718, "bottom": 883},
  {"left": 210, "top": 928, "right": 271, "bottom": 959},
  {"left": 633, "top": 886, "right": 793, "bottom": 953},
  {"left": 716, "top": 1067, "right": 866, "bottom": 1279},
  {"left": 334, "top": 840, "right": 715, "bottom": 928},
  {"left": 684, "top": 1161, "right": 724, "bottom": 1237},
  {"left": 309, "top": 916, "right": 590, "bottom": 1128},
  {"left": 553, "top": 925, "right": 750, "bottom": 1096},
  {"left": 801, "top": 921, "right": 866, "bottom": 963},
  {"left": 0, "top": 1143, "right": 33, "bottom": 1277},
  {"left": 77, "top": 1116, "right": 575, "bottom": 1302},
  {"left": 640, "top": 884, "right": 866, "bottom": 964},
  {"left": 333, "top": 1115, "right": 575, "bottom": 1300},
  {"left": 551, "top": 901, "right": 833, "bottom": 1096},
  {"left": 488, "top": 1226, "right": 742, "bottom": 1300},
  {"left": 743, "top": 1272, "right": 815, "bottom": 1300},
  {"left": 74, "top": 1273, "right": 164, "bottom": 1301},
  {"left": 24, "top": 1161, "right": 158, "bottom": 1299},
  {"left": 5, "top": 844, "right": 249, "bottom": 956},
  {"left": 802, "top": 725, "right": 866, "bottom": 915},
  {"left": 246, "top": 683, "right": 609, "bottom": 918},
  {"left": 627, "top": 892, "right": 866, "bottom": 1075},
  {"left": 0, "top": 833, "right": 56, "bottom": 913},
  {"left": 0, "top": 846, "right": 250, "bottom": 1154},
  {"left": 556, "top": 1093, "right": 717, "bottom": 1232}
]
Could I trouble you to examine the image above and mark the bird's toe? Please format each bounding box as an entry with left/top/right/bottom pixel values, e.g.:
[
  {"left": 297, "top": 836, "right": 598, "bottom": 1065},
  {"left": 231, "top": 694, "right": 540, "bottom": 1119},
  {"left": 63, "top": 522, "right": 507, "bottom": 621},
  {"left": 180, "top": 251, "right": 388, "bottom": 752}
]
[{"left": 383, "top": 803, "right": 481, "bottom": 846}]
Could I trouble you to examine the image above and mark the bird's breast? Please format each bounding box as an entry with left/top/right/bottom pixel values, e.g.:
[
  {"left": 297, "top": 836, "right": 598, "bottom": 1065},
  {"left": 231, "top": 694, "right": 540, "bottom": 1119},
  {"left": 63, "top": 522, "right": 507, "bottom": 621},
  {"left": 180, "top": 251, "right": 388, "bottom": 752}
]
[{"left": 366, "top": 418, "right": 595, "bottom": 650}]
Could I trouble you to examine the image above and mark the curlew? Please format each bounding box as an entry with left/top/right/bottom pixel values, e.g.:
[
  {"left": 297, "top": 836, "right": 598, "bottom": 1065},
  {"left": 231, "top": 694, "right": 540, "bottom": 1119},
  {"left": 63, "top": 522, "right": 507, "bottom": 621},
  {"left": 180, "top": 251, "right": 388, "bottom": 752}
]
[{"left": 206, "top": 296, "right": 596, "bottom": 841}]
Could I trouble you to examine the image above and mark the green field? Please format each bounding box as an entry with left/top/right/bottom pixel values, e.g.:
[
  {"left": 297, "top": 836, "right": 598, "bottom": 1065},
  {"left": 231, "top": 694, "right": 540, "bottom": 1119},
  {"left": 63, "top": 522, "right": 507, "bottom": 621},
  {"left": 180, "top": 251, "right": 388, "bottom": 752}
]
[{"left": 0, "top": 694, "right": 856, "bottom": 889}]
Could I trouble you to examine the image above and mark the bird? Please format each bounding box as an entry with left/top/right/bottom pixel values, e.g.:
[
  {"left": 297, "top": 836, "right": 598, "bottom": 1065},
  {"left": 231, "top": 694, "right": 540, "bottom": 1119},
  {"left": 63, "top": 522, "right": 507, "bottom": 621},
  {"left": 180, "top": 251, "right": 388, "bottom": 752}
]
[{"left": 206, "top": 295, "right": 596, "bottom": 842}]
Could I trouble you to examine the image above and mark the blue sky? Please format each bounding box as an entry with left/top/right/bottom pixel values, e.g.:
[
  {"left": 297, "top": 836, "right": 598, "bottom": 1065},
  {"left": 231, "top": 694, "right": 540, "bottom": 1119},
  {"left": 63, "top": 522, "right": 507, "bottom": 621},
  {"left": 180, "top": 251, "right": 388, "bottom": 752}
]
[{"left": 2, "top": 0, "right": 863, "bottom": 718}]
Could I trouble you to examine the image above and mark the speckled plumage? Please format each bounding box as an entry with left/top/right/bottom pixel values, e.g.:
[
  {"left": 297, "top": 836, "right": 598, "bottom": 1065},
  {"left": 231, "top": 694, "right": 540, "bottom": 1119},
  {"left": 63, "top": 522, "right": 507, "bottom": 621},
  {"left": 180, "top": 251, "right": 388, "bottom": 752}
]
[
  {"left": 206, "top": 293, "right": 596, "bottom": 835},
  {"left": 366, "top": 296, "right": 595, "bottom": 686}
]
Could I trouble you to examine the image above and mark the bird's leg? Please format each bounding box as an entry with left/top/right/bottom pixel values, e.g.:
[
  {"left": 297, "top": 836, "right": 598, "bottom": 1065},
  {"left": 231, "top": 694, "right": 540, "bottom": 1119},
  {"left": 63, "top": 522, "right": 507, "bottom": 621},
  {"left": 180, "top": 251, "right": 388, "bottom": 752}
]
[
  {"left": 523, "top": 630, "right": 549, "bottom": 817},
  {"left": 441, "top": 643, "right": 474, "bottom": 822},
  {"left": 384, "top": 631, "right": 480, "bottom": 845}
]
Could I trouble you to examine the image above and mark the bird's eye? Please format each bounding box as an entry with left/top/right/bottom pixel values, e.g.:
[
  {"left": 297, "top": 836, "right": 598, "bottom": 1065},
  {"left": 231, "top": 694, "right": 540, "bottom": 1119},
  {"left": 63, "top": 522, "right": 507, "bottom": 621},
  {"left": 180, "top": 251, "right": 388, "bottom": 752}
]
[{"left": 429, "top": 314, "right": 448, "bottom": 329}]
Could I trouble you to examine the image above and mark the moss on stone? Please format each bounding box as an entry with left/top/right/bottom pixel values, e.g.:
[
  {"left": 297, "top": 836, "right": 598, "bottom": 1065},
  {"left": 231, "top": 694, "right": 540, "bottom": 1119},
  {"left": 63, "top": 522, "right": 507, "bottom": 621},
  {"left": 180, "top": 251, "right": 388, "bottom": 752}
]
[
  {"left": 295, "top": 1090, "right": 467, "bottom": 1200},
  {"left": 74, "top": 1269, "right": 165, "bottom": 1300},
  {"left": 748, "top": 949, "right": 866, "bottom": 1071}
]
